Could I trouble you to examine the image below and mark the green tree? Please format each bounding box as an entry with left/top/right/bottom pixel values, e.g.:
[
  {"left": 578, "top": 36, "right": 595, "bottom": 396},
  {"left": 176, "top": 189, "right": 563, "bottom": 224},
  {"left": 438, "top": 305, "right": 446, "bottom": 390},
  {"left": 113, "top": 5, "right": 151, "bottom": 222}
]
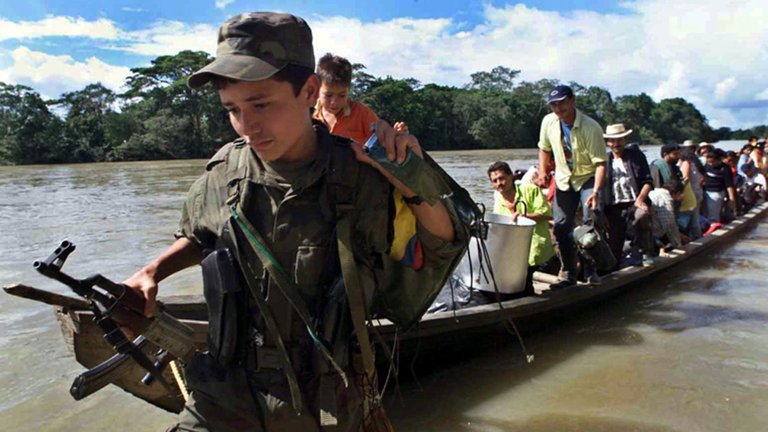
[
  {"left": 359, "top": 77, "right": 422, "bottom": 130},
  {"left": 0, "top": 82, "right": 63, "bottom": 164},
  {"left": 511, "top": 79, "right": 560, "bottom": 146},
  {"left": 614, "top": 93, "right": 660, "bottom": 144},
  {"left": 350, "top": 63, "right": 377, "bottom": 100},
  {"left": 570, "top": 83, "right": 616, "bottom": 126},
  {"left": 123, "top": 50, "right": 232, "bottom": 158},
  {"left": 651, "top": 98, "right": 713, "bottom": 143},
  {"left": 413, "top": 84, "right": 474, "bottom": 150},
  {"left": 53, "top": 83, "right": 117, "bottom": 162},
  {"left": 467, "top": 66, "right": 520, "bottom": 92}
]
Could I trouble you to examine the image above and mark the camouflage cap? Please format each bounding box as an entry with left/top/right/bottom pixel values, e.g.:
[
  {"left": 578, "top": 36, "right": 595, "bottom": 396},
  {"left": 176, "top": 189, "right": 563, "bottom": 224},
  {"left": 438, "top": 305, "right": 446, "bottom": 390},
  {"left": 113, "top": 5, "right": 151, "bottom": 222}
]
[{"left": 188, "top": 12, "right": 314, "bottom": 89}]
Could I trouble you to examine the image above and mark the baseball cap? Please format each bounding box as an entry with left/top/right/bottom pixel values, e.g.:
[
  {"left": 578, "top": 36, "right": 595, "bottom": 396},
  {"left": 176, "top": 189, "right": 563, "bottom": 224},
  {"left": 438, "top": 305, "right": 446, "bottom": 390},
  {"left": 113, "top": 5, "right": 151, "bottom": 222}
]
[
  {"left": 546, "top": 85, "right": 574, "bottom": 104},
  {"left": 188, "top": 12, "right": 315, "bottom": 89}
]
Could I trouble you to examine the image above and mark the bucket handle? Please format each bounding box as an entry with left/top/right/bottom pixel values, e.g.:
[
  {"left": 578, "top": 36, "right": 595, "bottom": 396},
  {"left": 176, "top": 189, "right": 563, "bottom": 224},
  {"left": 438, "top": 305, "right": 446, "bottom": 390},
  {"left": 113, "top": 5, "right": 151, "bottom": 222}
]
[{"left": 514, "top": 200, "right": 528, "bottom": 216}]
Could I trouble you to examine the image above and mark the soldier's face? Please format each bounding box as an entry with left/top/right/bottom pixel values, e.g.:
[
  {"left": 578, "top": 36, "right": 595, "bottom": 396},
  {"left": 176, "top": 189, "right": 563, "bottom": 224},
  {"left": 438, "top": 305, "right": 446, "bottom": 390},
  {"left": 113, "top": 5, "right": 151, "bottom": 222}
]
[{"left": 219, "top": 76, "right": 320, "bottom": 162}]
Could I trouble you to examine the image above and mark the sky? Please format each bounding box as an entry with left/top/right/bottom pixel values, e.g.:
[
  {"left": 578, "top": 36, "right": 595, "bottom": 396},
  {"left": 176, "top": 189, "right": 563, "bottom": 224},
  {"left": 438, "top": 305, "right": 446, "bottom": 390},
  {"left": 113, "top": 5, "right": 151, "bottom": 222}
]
[{"left": 0, "top": 0, "right": 766, "bottom": 129}]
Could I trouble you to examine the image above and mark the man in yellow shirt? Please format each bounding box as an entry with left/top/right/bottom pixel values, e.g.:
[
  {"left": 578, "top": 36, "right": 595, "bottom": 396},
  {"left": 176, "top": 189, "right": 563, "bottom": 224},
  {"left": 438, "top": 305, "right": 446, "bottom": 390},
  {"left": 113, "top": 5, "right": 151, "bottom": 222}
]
[
  {"left": 535, "top": 85, "right": 606, "bottom": 289},
  {"left": 488, "top": 161, "right": 554, "bottom": 296}
]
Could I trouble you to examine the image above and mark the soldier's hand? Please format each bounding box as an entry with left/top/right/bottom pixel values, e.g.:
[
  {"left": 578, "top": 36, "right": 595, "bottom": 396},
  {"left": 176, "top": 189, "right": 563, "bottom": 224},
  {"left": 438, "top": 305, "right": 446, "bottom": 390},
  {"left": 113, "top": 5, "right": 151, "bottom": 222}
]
[
  {"left": 373, "top": 119, "right": 423, "bottom": 163},
  {"left": 123, "top": 268, "right": 159, "bottom": 318},
  {"left": 352, "top": 120, "right": 423, "bottom": 194}
]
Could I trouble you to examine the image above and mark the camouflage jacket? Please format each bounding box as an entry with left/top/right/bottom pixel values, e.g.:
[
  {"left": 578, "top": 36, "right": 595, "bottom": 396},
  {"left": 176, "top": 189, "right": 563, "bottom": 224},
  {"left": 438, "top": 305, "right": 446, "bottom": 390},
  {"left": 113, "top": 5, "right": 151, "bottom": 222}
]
[{"left": 177, "top": 124, "right": 465, "bottom": 338}]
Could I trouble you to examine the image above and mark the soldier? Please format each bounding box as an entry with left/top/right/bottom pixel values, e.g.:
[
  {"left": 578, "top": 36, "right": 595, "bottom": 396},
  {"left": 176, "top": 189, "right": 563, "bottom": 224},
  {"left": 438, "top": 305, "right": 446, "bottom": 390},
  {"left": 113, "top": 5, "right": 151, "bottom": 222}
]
[{"left": 123, "top": 12, "right": 464, "bottom": 431}]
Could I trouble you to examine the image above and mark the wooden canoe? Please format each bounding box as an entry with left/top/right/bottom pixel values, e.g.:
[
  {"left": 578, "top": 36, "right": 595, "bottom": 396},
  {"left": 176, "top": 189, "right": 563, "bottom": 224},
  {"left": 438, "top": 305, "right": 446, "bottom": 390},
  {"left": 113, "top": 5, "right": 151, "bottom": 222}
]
[{"left": 15, "top": 201, "right": 768, "bottom": 413}]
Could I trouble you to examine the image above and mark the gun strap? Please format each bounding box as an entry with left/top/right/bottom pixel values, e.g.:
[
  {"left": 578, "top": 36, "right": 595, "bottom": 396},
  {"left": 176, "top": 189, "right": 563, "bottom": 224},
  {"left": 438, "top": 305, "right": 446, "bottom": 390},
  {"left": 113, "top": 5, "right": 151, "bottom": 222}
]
[
  {"left": 335, "top": 203, "right": 376, "bottom": 377},
  {"left": 228, "top": 203, "right": 350, "bottom": 409},
  {"left": 226, "top": 215, "right": 305, "bottom": 415}
]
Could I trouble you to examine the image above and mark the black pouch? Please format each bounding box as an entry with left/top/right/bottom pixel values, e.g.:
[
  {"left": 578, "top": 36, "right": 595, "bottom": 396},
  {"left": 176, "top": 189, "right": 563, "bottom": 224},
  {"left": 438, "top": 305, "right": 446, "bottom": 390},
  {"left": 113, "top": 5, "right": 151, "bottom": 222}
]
[
  {"left": 201, "top": 248, "right": 245, "bottom": 366},
  {"left": 312, "top": 278, "right": 351, "bottom": 376}
]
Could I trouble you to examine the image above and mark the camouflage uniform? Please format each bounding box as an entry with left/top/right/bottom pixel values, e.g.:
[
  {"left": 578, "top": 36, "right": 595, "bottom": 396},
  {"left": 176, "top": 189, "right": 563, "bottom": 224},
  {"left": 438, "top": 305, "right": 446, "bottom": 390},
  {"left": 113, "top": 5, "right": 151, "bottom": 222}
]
[
  {"left": 167, "top": 13, "right": 465, "bottom": 431},
  {"left": 170, "top": 124, "right": 463, "bottom": 431}
]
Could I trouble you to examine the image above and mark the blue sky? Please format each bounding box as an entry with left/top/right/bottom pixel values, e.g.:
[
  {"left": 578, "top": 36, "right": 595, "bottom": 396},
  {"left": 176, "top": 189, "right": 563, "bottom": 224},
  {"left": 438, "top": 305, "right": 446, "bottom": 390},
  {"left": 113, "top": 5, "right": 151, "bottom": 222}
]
[{"left": 1, "top": 0, "right": 767, "bottom": 129}]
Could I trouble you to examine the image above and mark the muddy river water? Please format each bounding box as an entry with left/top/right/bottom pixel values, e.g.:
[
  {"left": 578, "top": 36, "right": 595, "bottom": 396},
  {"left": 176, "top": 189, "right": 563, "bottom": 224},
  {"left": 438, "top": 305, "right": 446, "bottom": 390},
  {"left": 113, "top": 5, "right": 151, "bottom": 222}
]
[{"left": 2, "top": 145, "right": 766, "bottom": 431}]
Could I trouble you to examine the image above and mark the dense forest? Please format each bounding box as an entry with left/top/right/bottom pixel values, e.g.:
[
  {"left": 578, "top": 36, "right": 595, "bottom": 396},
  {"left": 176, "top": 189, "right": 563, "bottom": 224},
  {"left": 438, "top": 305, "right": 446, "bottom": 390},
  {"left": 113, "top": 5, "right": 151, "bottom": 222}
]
[{"left": 1, "top": 50, "right": 765, "bottom": 165}]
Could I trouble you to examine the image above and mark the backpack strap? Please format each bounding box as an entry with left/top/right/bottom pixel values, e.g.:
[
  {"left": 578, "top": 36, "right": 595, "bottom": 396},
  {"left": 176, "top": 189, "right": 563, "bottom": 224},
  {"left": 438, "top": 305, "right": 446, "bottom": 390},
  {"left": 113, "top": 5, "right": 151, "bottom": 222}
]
[
  {"left": 326, "top": 139, "right": 376, "bottom": 376},
  {"left": 218, "top": 138, "right": 248, "bottom": 206}
]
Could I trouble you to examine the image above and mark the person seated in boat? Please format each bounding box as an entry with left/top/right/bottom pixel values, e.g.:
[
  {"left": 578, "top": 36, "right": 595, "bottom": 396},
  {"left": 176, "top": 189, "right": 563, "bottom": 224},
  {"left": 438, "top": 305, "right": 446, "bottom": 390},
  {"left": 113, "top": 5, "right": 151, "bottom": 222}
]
[
  {"left": 121, "top": 12, "right": 464, "bottom": 431},
  {"left": 749, "top": 140, "right": 766, "bottom": 175},
  {"left": 649, "top": 179, "right": 686, "bottom": 251},
  {"left": 650, "top": 144, "right": 681, "bottom": 188},
  {"left": 697, "top": 141, "right": 713, "bottom": 166},
  {"left": 535, "top": 85, "right": 607, "bottom": 289},
  {"left": 703, "top": 148, "right": 737, "bottom": 223},
  {"left": 725, "top": 151, "right": 746, "bottom": 214},
  {"left": 488, "top": 161, "right": 555, "bottom": 296},
  {"left": 601, "top": 123, "right": 656, "bottom": 268},
  {"left": 651, "top": 144, "right": 699, "bottom": 239},
  {"left": 737, "top": 144, "right": 754, "bottom": 177},
  {"left": 738, "top": 163, "right": 765, "bottom": 211}
]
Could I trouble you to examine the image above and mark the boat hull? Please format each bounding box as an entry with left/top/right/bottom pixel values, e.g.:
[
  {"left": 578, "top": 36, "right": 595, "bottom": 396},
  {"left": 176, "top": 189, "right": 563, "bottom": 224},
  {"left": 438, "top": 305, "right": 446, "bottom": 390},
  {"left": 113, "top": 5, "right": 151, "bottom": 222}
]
[{"left": 53, "top": 202, "right": 768, "bottom": 412}]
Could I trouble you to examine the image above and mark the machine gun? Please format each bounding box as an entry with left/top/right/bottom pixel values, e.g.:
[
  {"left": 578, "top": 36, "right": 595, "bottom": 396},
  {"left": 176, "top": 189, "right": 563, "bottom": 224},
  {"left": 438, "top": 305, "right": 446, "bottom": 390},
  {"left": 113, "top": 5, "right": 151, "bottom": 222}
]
[{"left": 32, "top": 240, "right": 198, "bottom": 400}]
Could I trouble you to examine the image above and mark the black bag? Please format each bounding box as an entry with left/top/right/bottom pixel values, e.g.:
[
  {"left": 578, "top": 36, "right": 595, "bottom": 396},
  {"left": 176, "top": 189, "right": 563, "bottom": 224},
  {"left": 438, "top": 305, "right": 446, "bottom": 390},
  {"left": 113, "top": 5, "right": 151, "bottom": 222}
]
[
  {"left": 573, "top": 211, "right": 616, "bottom": 272},
  {"left": 201, "top": 248, "right": 246, "bottom": 365}
]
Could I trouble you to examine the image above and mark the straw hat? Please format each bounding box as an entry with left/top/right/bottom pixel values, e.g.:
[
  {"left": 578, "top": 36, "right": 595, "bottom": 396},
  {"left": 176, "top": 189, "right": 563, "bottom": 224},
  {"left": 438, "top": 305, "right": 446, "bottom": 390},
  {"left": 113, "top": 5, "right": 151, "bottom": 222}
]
[
  {"left": 681, "top": 140, "right": 696, "bottom": 147},
  {"left": 603, "top": 123, "right": 633, "bottom": 139}
]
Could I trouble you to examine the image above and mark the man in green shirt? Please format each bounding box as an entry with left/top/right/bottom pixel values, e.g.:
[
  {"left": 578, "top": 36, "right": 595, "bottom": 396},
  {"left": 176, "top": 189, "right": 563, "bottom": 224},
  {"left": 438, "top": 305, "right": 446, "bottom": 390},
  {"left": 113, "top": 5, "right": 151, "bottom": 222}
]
[
  {"left": 536, "top": 85, "right": 607, "bottom": 289},
  {"left": 488, "top": 161, "right": 555, "bottom": 295}
]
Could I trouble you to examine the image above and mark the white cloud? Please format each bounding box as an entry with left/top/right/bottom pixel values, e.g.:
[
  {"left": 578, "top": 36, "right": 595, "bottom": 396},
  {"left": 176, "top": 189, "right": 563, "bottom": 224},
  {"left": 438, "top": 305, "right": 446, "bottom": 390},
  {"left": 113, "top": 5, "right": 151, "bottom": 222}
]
[
  {"left": 306, "top": 0, "right": 768, "bottom": 128},
  {"left": 1, "top": 1, "right": 768, "bottom": 127},
  {"left": 215, "top": 0, "right": 234, "bottom": 9},
  {"left": 0, "top": 16, "right": 122, "bottom": 41},
  {"left": 113, "top": 20, "right": 218, "bottom": 56},
  {"left": 715, "top": 77, "right": 738, "bottom": 102},
  {"left": 121, "top": 7, "right": 147, "bottom": 13},
  {"left": 0, "top": 46, "right": 131, "bottom": 99}
]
